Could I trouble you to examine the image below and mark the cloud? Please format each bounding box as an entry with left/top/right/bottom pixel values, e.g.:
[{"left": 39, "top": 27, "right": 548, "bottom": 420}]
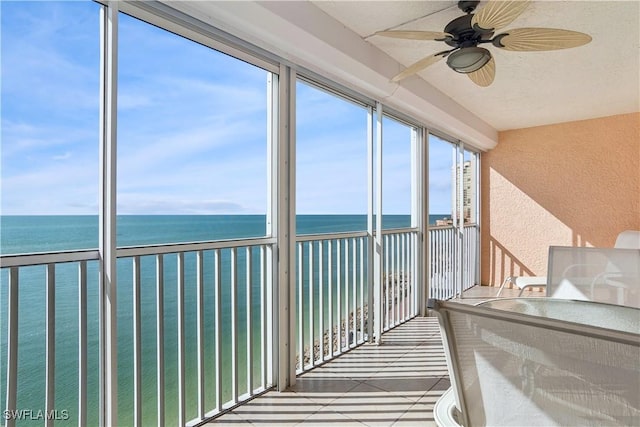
[
  {"left": 1, "top": 2, "right": 457, "bottom": 217},
  {"left": 52, "top": 152, "right": 72, "bottom": 161},
  {"left": 117, "top": 196, "right": 250, "bottom": 215},
  {"left": 1, "top": 3, "right": 100, "bottom": 114},
  {"left": 1, "top": 160, "right": 98, "bottom": 215},
  {"left": 118, "top": 93, "right": 153, "bottom": 110}
]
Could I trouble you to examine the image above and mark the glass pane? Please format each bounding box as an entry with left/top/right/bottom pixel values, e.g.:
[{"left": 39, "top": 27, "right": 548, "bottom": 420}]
[
  {"left": 382, "top": 116, "right": 412, "bottom": 229},
  {"left": 117, "top": 13, "right": 269, "bottom": 245},
  {"left": 296, "top": 81, "right": 368, "bottom": 233},
  {"left": 1, "top": 1, "right": 101, "bottom": 253},
  {"left": 428, "top": 134, "right": 454, "bottom": 226}
]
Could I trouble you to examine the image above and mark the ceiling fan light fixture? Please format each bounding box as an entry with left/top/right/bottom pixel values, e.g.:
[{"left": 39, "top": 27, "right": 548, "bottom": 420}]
[{"left": 446, "top": 47, "right": 492, "bottom": 73}]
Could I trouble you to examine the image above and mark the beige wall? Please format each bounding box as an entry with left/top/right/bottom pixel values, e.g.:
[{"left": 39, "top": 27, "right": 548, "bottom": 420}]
[{"left": 481, "top": 113, "right": 640, "bottom": 287}]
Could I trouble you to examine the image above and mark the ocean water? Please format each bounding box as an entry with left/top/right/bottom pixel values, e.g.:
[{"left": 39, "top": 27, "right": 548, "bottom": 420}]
[{"left": 0, "top": 214, "right": 447, "bottom": 425}]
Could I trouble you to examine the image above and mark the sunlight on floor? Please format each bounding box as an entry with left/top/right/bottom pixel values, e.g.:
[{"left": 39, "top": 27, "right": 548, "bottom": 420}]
[{"left": 208, "top": 317, "right": 449, "bottom": 426}]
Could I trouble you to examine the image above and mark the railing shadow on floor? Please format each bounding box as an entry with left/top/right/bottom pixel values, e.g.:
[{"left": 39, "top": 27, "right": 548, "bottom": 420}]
[{"left": 209, "top": 317, "right": 450, "bottom": 426}]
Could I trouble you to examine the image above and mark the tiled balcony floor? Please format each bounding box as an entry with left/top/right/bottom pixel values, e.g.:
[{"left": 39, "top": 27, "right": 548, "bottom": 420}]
[
  {"left": 207, "top": 285, "right": 530, "bottom": 426},
  {"left": 208, "top": 317, "right": 449, "bottom": 426}
]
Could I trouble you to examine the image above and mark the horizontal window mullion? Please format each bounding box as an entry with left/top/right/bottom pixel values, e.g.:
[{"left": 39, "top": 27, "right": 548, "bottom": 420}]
[{"left": 118, "top": 0, "right": 279, "bottom": 74}]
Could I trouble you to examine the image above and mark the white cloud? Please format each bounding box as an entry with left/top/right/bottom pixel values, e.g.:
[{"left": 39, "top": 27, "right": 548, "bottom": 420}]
[
  {"left": 1, "top": 160, "right": 98, "bottom": 215},
  {"left": 118, "top": 93, "right": 153, "bottom": 110},
  {"left": 52, "top": 152, "right": 72, "bottom": 161},
  {"left": 117, "top": 196, "right": 250, "bottom": 215},
  {"left": 1, "top": 2, "right": 458, "bottom": 218}
]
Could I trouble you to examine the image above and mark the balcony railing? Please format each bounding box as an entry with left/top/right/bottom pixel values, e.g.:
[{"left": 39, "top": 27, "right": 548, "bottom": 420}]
[
  {"left": 1, "top": 237, "right": 276, "bottom": 427},
  {"left": 429, "top": 224, "right": 478, "bottom": 300},
  {"left": 0, "top": 226, "right": 472, "bottom": 425},
  {"left": 381, "top": 230, "right": 418, "bottom": 332},
  {"left": 294, "top": 228, "right": 419, "bottom": 374},
  {"left": 295, "top": 231, "right": 369, "bottom": 373}
]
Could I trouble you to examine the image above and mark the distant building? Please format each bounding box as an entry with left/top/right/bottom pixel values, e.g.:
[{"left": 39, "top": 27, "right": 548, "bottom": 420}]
[{"left": 455, "top": 160, "right": 476, "bottom": 224}]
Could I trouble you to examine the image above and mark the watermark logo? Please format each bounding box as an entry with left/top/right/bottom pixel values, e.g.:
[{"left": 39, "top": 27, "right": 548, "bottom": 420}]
[{"left": 3, "top": 409, "right": 70, "bottom": 421}]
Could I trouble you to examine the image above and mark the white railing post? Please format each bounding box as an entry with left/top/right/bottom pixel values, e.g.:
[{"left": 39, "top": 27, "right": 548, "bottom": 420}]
[
  {"left": 214, "top": 250, "right": 223, "bottom": 411},
  {"left": 132, "top": 257, "right": 142, "bottom": 427},
  {"left": 78, "top": 261, "right": 88, "bottom": 427},
  {"left": 177, "top": 253, "right": 186, "bottom": 425},
  {"left": 45, "top": 264, "right": 56, "bottom": 427},
  {"left": 298, "top": 242, "right": 304, "bottom": 369},
  {"left": 344, "top": 239, "right": 350, "bottom": 347},
  {"left": 336, "top": 240, "right": 342, "bottom": 352},
  {"left": 318, "top": 241, "right": 324, "bottom": 360},
  {"left": 351, "top": 238, "right": 357, "bottom": 347},
  {"left": 5, "top": 267, "right": 18, "bottom": 427},
  {"left": 260, "top": 246, "right": 269, "bottom": 388},
  {"left": 328, "top": 240, "right": 334, "bottom": 355},
  {"left": 358, "top": 237, "right": 364, "bottom": 342},
  {"left": 230, "top": 249, "right": 238, "bottom": 403},
  {"left": 156, "top": 255, "right": 165, "bottom": 426},
  {"left": 309, "top": 242, "right": 315, "bottom": 364},
  {"left": 246, "top": 247, "right": 253, "bottom": 395},
  {"left": 197, "top": 250, "right": 206, "bottom": 418}
]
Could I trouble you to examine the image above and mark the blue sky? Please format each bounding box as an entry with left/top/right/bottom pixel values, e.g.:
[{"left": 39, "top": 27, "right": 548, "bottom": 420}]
[{"left": 1, "top": 0, "right": 454, "bottom": 216}]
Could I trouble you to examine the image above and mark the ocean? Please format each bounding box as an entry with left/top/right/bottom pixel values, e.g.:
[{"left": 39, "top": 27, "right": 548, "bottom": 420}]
[{"left": 0, "top": 214, "right": 448, "bottom": 425}]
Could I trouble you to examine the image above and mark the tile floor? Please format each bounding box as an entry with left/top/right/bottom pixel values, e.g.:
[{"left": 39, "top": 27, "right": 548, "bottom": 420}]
[
  {"left": 208, "top": 317, "right": 449, "bottom": 426},
  {"left": 206, "top": 285, "right": 535, "bottom": 426}
]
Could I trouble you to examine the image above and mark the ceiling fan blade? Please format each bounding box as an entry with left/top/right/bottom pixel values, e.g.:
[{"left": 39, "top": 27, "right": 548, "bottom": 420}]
[
  {"left": 375, "top": 30, "right": 451, "bottom": 41},
  {"left": 472, "top": 0, "right": 530, "bottom": 31},
  {"left": 467, "top": 57, "right": 495, "bottom": 87},
  {"left": 495, "top": 28, "right": 592, "bottom": 51},
  {"left": 391, "top": 53, "right": 445, "bottom": 82}
]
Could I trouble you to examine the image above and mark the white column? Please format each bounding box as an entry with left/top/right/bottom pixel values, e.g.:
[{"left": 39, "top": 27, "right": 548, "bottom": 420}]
[
  {"left": 373, "top": 102, "right": 383, "bottom": 344},
  {"left": 98, "top": 3, "right": 118, "bottom": 426},
  {"left": 366, "top": 106, "right": 375, "bottom": 341},
  {"left": 415, "top": 128, "right": 430, "bottom": 316},
  {"left": 475, "top": 152, "right": 482, "bottom": 286},
  {"left": 457, "top": 142, "right": 465, "bottom": 297},
  {"left": 266, "top": 73, "right": 276, "bottom": 387},
  {"left": 273, "top": 65, "right": 296, "bottom": 390}
]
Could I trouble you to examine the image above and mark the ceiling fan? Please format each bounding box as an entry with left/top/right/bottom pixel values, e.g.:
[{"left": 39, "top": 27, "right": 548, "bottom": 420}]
[{"left": 376, "top": 0, "right": 592, "bottom": 87}]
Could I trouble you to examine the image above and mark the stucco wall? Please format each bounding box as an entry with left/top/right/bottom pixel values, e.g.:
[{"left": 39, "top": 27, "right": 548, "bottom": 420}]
[{"left": 481, "top": 113, "right": 640, "bottom": 287}]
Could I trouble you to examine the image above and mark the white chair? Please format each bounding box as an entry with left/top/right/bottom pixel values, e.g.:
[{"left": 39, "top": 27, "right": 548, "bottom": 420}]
[
  {"left": 614, "top": 230, "right": 640, "bottom": 249},
  {"left": 547, "top": 231, "right": 640, "bottom": 307},
  {"left": 497, "top": 230, "right": 640, "bottom": 298},
  {"left": 496, "top": 275, "right": 546, "bottom": 296}
]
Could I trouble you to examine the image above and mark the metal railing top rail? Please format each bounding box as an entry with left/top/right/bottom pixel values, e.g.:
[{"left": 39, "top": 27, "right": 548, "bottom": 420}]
[
  {"left": 0, "top": 249, "right": 100, "bottom": 268},
  {"left": 380, "top": 227, "right": 418, "bottom": 235},
  {"left": 0, "top": 237, "right": 277, "bottom": 268},
  {"left": 427, "top": 223, "right": 478, "bottom": 231},
  {"left": 117, "top": 236, "right": 276, "bottom": 257},
  {"left": 295, "top": 230, "right": 368, "bottom": 242},
  {"left": 296, "top": 228, "right": 418, "bottom": 243},
  {"left": 0, "top": 227, "right": 427, "bottom": 269}
]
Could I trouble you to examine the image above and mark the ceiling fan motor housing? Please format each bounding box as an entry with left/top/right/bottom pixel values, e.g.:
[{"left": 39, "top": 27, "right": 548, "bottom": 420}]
[
  {"left": 444, "top": 14, "right": 494, "bottom": 48},
  {"left": 443, "top": 13, "right": 494, "bottom": 73}
]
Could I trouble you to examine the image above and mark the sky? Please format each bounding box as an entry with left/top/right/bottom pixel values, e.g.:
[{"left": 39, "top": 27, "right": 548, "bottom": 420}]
[{"left": 1, "top": 0, "right": 457, "bottom": 216}]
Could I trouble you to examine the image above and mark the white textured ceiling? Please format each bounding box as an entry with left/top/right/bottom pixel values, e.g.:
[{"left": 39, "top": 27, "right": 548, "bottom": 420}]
[
  {"left": 166, "top": 0, "right": 638, "bottom": 146},
  {"left": 312, "top": 0, "right": 640, "bottom": 130}
]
